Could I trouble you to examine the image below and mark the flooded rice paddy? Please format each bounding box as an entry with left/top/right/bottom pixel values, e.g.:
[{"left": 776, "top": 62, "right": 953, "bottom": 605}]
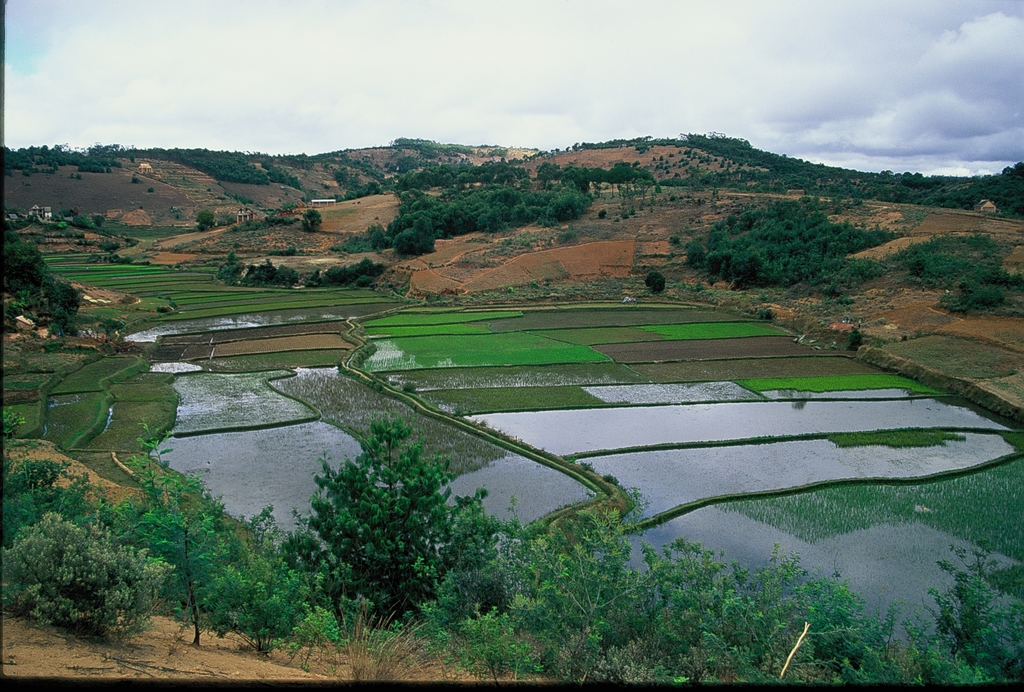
[
  {"left": 587, "top": 433, "right": 1014, "bottom": 518},
  {"left": 271, "top": 367, "right": 509, "bottom": 474},
  {"left": 164, "top": 421, "right": 362, "bottom": 530},
  {"left": 759, "top": 388, "right": 921, "bottom": 400},
  {"left": 172, "top": 371, "right": 314, "bottom": 434},
  {"left": 634, "top": 456, "right": 1024, "bottom": 616},
  {"left": 472, "top": 399, "right": 1008, "bottom": 456},
  {"left": 583, "top": 381, "right": 761, "bottom": 405},
  {"left": 635, "top": 505, "right": 1017, "bottom": 617},
  {"left": 127, "top": 304, "right": 395, "bottom": 342}
]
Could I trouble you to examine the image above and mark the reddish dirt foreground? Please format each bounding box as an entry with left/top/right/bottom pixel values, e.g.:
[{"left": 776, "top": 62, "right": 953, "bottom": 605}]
[
  {"left": 2, "top": 614, "right": 332, "bottom": 682},
  {"left": 595, "top": 335, "right": 812, "bottom": 362}
]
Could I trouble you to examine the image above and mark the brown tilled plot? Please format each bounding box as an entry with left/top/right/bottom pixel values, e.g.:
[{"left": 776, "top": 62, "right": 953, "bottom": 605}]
[
  {"left": 595, "top": 336, "right": 811, "bottom": 362},
  {"left": 632, "top": 356, "right": 878, "bottom": 382},
  {"left": 460, "top": 240, "right": 636, "bottom": 293},
  {"left": 210, "top": 334, "right": 351, "bottom": 357}
]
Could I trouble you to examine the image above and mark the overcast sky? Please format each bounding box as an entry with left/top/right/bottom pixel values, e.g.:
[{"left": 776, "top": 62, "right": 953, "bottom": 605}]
[{"left": 4, "top": 0, "right": 1023, "bottom": 175}]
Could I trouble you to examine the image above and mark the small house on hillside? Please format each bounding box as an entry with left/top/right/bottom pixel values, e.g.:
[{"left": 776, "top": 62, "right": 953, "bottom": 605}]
[
  {"left": 974, "top": 199, "right": 998, "bottom": 213},
  {"left": 28, "top": 205, "right": 52, "bottom": 221},
  {"left": 236, "top": 207, "right": 256, "bottom": 223},
  {"left": 137, "top": 162, "right": 153, "bottom": 175},
  {"left": 310, "top": 199, "right": 337, "bottom": 208}
]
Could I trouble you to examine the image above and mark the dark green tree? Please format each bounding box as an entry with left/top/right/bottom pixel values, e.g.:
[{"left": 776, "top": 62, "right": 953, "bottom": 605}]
[
  {"left": 302, "top": 208, "right": 323, "bottom": 232},
  {"left": 302, "top": 417, "right": 485, "bottom": 617},
  {"left": 196, "top": 209, "right": 215, "bottom": 231},
  {"left": 645, "top": 270, "right": 666, "bottom": 292}
]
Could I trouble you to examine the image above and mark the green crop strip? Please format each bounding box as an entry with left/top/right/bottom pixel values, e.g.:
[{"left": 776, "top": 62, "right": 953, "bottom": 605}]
[
  {"left": 363, "top": 333, "right": 609, "bottom": 371},
  {"left": 737, "top": 373, "right": 938, "bottom": 393},
  {"left": 827, "top": 429, "right": 967, "bottom": 448}
]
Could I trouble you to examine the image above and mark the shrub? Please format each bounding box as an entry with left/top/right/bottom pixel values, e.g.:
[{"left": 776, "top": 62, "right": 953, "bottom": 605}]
[
  {"left": 645, "top": 270, "right": 666, "bottom": 293},
  {"left": 3, "top": 513, "right": 169, "bottom": 638},
  {"left": 848, "top": 328, "right": 864, "bottom": 350}
]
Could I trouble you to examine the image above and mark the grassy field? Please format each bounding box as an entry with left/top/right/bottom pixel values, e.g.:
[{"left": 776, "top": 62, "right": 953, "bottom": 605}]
[
  {"left": 738, "top": 373, "right": 940, "bottom": 394},
  {"left": 364, "top": 333, "right": 609, "bottom": 371},
  {"left": 422, "top": 385, "right": 605, "bottom": 414},
  {"left": 827, "top": 430, "right": 967, "bottom": 448},
  {"left": 41, "top": 392, "right": 107, "bottom": 448},
  {"left": 885, "top": 335, "right": 1023, "bottom": 379},
  {"left": 49, "top": 357, "right": 146, "bottom": 394}
]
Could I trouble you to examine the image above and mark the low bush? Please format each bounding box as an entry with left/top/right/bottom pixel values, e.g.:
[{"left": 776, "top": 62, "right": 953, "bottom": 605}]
[{"left": 3, "top": 513, "right": 169, "bottom": 638}]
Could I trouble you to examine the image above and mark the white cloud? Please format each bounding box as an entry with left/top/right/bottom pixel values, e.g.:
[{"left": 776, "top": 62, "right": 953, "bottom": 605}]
[{"left": 4, "top": 0, "right": 1022, "bottom": 174}]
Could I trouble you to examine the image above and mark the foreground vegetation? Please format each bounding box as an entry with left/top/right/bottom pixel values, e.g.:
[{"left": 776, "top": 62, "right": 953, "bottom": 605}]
[{"left": 3, "top": 421, "right": 1022, "bottom": 684}]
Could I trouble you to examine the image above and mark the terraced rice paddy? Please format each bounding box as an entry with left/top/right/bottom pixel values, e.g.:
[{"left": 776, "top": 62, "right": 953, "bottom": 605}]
[
  {"left": 364, "top": 333, "right": 609, "bottom": 371},
  {"left": 272, "top": 367, "right": 510, "bottom": 474},
  {"left": 204, "top": 349, "right": 351, "bottom": 372},
  {"left": 594, "top": 336, "right": 811, "bottom": 362},
  {"left": 473, "top": 400, "right": 1007, "bottom": 456},
  {"left": 172, "top": 371, "right": 315, "bottom": 435},
  {"left": 739, "top": 374, "right": 939, "bottom": 394},
  {"left": 486, "top": 307, "right": 738, "bottom": 332},
  {"left": 383, "top": 362, "right": 648, "bottom": 391},
  {"left": 587, "top": 433, "right": 1014, "bottom": 518},
  {"left": 88, "top": 296, "right": 1019, "bottom": 619},
  {"left": 128, "top": 303, "right": 399, "bottom": 342},
  {"left": 636, "top": 456, "right": 1024, "bottom": 615},
  {"left": 632, "top": 356, "right": 878, "bottom": 383},
  {"left": 163, "top": 421, "right": 364, "bottom": 530}
]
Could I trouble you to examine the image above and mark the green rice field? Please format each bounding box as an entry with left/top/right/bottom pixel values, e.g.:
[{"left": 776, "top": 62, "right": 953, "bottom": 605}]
[
  {"left": 738, "top": 373, "right": 941, "bottom": 394},
  {"left": 723, "top": 456, "right": 1024, "bottom": 561},
  {"left": 364, "top": 333, "right": 609, "bottom": 371},
  {"left": 49, "top": 357, "right": 146, "bottom": 394},
  {"left": 827, "top": 429, "right": 967, "bottom": 448}
]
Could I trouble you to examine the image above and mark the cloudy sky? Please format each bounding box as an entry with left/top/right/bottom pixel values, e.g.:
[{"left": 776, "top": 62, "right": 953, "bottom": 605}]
[{"left": 4, "top": 0, "right": 1023, "bottom": 175}]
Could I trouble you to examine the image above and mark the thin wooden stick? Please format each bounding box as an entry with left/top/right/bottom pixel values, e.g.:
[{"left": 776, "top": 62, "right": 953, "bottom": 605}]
[{"left": 780, "top": 621, "right": 810, "bottom": 679}]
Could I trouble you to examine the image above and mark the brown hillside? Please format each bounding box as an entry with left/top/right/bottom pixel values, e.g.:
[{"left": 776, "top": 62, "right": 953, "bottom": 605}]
[{"left": 4, "top": 164, "right": 195, "bottom": 225}]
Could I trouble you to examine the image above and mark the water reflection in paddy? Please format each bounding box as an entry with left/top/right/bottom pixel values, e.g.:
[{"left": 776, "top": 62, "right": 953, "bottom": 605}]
[
  {"left": 634, "top": 506, "right": 1018, "bottom": 617},
  {"left": 449, "top": 454, "right": 592, "bottom": 524},
  {"left": 472, "top": 399, "right": 1008, "bottom": 455},
  {"left": 759, "top": 388, "right": 919, "bottom": 400},
  {"left": 127, "top": 305, "right": 391, "bottom": 342},
  {"left": 164, "top": 421, "right": 362, "bottom": 530},
  {"left": 582, "top": 381, "right": 761, "bottom": 405},
  {"left": 172, "top": 371, "right": 314, "bottom": 434},
  {"left": 588, "top": 434, "right": 1014, "bottom": 518},
  {"left": 163, "top": 422, "right": 590, "bottom": 530}
]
